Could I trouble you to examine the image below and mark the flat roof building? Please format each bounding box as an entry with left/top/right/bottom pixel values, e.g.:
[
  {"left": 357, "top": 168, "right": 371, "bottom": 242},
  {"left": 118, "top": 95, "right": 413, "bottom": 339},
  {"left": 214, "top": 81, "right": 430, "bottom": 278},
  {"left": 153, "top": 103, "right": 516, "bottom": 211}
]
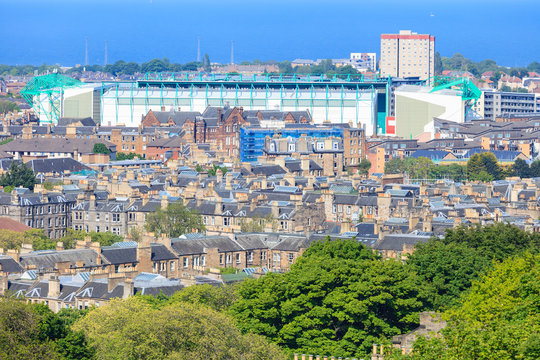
[{"left": 380, "top": 30, "right": 435, "bottom": 80}]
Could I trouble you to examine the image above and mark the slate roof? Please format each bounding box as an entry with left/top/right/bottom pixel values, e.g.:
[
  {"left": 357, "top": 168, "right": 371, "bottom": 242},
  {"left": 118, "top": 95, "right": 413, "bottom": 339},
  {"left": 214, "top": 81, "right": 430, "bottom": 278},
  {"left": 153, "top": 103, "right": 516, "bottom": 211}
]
[
  {"left": 0, "top": 255, "right": 24, "bottom": 273},
  {"left": 171, "top": 236, "right": 243, "bottom": 255},
  {"left": 372, "top": 234, "right": 432, "bottom": 251},
  {"left": 0, "top": 138, "right": 116, "bottom": 154},
  {"left": 25, "top": 158, "right": 91, "bottom": 174},
  {"left": 19, "top": 249, "right": 106, "bottom": 272},
  {"left": 100, "top": 247, "right": 137, "bottom": 265}
]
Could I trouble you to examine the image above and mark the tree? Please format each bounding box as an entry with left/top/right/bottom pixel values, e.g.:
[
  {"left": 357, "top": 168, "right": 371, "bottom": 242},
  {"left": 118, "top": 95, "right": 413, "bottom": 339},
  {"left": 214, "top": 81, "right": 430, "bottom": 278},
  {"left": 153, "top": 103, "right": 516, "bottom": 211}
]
[
  {"left": 230, "top": 239, "right": 429, "bottom": 358},
  {"left": 434, "top": 52, "right": 443, "bottom": 74},
  {"left": 92, "top": 143, "right": 110, "bottom": 155},
  {"left": 0, "top": 161, "right": 37, "bottom": 190},
  {"left": 115, "top": 152, "right": 138, "bottom": 161},
  {"left": 0, "top": 229, "right": 25, "bottom": 250},
  {"left": 0, "top": 100, "right": 20, "bottom": 114},
  {"left": 145, "top": 201, "right": 205, "bottom": 237},
  {"left": 513, "top": 158, "right": 530, "bottom": 178},
  {"left": 27, "top": 229, "right": 56, "bottom": 251},
  {"left": 203, "top": 54, "right": 211, "bottom": 72},
  {"left": 358, "top": 158, "right": 371, "bottom": 176},
  {"left": 407, "top": 223, "right": 540, "bottom": 313},
  {"left": 407, "top": 241, "right": 492, "bottom": 310},
  {"left": 73, "top": 297, "right": 285, "bottom": 360},
  {"left": 409, "top": 253, "right": 540, "bottom": 360},
  {"left": 0, "top": 298, "right": 92, "bottom": 360},
  {"left": 58, "top": 229, "right": 123, "bottom": 249},
  {"left": 466, "top": 152, "right": 502, "bottom": 181},
  {"left": 207, "top": 164, "right": 228, "bottom": 176},
  {"left": 278, "top": 61, "right": 293, "bottom": 74},
  {"left": 167, "top": 283, "right": 238, "bottom": 312}
]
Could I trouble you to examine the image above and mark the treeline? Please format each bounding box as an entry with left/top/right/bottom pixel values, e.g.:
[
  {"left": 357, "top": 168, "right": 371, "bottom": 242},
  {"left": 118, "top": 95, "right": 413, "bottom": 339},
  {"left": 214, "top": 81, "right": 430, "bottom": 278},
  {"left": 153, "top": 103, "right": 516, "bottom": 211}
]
[
  {"left": 0, "top": 229, "right": 123, "bottom": 253},
  {"left": 385, "top": 152, "right": 540, "bottom": 182},
  {"left": 0, "top": 223, "right": 538, "bottom": 359},
  {"left": 439, "top": 52, "right": 540, "bottom": 79}
]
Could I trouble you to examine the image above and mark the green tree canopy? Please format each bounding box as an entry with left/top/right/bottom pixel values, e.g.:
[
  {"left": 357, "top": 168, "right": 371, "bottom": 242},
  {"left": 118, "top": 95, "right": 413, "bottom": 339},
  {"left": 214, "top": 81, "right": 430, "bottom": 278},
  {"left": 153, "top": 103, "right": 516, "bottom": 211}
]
[
  {"left": 115, "top": 152, "right": 138, "bottom": 161},
  {"left": 92, "top": 143, "right": 110, "bottom": 155},
  {"left": 145, "top": 201, "right": 205, "bottom": 237},
  {"left": 0, "top": 161, "right": 37, "bottom": 190},
  {"left": 230, "top": 239, "right": 429, "bottom": 358},
  {"left": 58, "top": 229, "right": 123, "bottom": 249},
  {"left": 358, "top": 158, "right": 371, "bottom": 176},
  {"left": 407, "top": 223, "right": 540, "bottom": 311},
  {"left": 466, "top": 152, "right": 502, "bottom": 181},
  {"left": 0, "top": 298, "right": 92, "bottom": 360},
  {"left": 73, "top": 297, "right": 285, "bottom": 360},
  {"left": 409, "top": 253, "right": 540, "bottom": 360}
]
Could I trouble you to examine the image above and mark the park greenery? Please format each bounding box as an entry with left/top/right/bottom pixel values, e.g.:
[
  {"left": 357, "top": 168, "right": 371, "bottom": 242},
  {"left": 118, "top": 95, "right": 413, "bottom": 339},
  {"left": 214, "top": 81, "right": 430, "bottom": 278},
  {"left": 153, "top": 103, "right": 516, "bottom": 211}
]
[
  {"left": 0, "top": 224, "right": 538, "bottom": 358},
  {"left": 395, "top": 253, "right": 540, "bottom": 360}
]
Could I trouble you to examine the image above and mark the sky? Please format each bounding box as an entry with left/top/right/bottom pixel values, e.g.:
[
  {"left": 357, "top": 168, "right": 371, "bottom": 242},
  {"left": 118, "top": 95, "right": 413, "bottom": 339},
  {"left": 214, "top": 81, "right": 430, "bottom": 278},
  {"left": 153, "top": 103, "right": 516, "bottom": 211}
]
[{"left": 0, "top": 0, "right": 538, "bottom": 67}]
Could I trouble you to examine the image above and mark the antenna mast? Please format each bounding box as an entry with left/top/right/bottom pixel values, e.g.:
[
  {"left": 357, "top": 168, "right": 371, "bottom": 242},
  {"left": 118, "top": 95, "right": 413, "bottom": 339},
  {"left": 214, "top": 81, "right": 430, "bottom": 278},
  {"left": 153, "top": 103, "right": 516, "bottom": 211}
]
[
  {"left": 231, "top": 40, "right": 234, "bottom": 65},
  {"left": 104, "top": 40, "right": 108, "bottom": 66},
  {"left": 85, "top": 37, "right": 89, "bottom": 66},
  {"left": 197, "top": 37, "right": 201, "bottom": 63}
]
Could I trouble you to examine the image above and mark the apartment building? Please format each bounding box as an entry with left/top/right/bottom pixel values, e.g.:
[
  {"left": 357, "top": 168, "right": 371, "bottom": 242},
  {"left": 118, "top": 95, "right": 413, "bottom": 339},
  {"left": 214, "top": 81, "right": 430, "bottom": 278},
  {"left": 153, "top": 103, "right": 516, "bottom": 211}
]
[
  {"left": 474, "top": 90, "right": 540, "bottom": 120},
  {"left": 380, "top": 30, "right": 435, "bottom": 80}
]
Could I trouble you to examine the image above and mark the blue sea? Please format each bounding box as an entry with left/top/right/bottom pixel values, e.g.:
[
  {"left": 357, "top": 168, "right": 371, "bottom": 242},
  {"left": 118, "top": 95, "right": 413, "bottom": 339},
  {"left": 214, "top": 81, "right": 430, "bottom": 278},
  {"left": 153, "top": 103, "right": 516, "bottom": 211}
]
[{"left": 0, "top": 0, "right": 538, "bottom": 67}]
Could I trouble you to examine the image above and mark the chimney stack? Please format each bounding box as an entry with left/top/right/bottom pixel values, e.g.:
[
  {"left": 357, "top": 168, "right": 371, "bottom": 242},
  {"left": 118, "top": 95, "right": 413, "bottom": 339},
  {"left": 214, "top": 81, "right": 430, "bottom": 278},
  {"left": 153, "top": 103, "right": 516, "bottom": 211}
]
[{"left": 48, "top": 275, "right": 60, "bottom": 298}]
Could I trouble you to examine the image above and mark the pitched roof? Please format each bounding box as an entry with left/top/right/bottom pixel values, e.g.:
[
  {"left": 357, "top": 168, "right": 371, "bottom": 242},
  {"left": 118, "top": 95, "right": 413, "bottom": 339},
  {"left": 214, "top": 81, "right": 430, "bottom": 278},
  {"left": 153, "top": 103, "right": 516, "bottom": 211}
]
[
  {"left": 0, "top": 217, "right": 32, "bottom": 232},
  {"left": 25, "top": 158, "right": 91, "bottom": 174}
]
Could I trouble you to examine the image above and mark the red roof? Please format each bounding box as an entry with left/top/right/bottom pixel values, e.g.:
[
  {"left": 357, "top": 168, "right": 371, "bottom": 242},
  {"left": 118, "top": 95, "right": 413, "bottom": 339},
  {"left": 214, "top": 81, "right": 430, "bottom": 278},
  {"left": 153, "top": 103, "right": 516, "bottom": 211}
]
[{"left": 0, "top": 217, "right": 32, "bottom": 233}]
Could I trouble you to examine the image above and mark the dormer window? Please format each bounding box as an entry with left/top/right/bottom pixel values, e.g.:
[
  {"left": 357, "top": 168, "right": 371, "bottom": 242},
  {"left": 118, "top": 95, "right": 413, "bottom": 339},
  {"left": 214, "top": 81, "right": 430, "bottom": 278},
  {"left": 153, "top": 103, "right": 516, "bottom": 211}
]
[{"left": 288, "top": 143, "right": 295, "bottom": 152}]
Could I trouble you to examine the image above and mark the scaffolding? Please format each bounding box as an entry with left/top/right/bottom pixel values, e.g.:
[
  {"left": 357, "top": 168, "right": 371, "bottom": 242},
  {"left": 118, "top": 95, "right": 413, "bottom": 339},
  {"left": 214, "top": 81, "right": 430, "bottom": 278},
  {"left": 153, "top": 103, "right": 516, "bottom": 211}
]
[{"left": 20, "top": 74, "right": 84, "bottom": 124}]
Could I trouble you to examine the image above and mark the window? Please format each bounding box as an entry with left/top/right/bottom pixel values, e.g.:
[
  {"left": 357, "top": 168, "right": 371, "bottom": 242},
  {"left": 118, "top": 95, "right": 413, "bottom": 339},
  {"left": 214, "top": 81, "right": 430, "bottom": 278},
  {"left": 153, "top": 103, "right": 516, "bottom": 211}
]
[
  {"left": 96, "top": 213, "right": 100, "bottom": 221},
  {"left": 317, "top": 142, "right": 324, "bottom": 150},
  {"left": 288, "top": 253, "right": 294, "bottom": 263},
  {"left": 160, "top": 262, "right": 166, "bottom": 271},
  {"left": 183, "top": 257, "right": 189, "bottom": 268},
  {"left": 193, "top": 257, "right": 200, "bottom": 267},
  {"left": 112, "top": 214, "right": 120, "bottom": 222},
  {"left": 260, "top": 251, "right": 267, "bottom": 261},
  {"left": 247, "top": 252, "right": 253, "bottom": 263},
  {"left": 223, "top": 217, "right": 229, "bottom": 226},
  {"left": 273, "top": 253, "right": 281, "bottom": 263},
  {"left": 226, "top": 254, "right": 232, "bottom": 264},
  {"left": 219, "top": 254, "right": 224, "bottom": 265},
  {"left": 170, "top": 261, "right": 175, "bottom": 271},
  {"left": 201, "top": 255, "right": 206, "bottom": 267},
  {"left": 236, "top": 253, "right": 241, "bottom": 264},
  {"left": 333, "top": 142, "right": 339, "bottom": 150},
  {"left": 288, "top": 143, "right": 295, "bottom": 152}
]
